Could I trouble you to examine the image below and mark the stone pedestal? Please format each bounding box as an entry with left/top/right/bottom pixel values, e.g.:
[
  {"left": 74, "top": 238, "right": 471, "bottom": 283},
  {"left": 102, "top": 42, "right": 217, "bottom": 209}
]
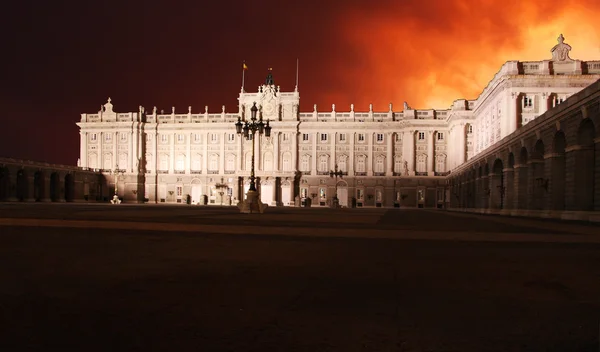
[
  {"left": 238, "top": 190, "right": 268, "bottom": 213},
  {"left": 110, "top": 195, "right": 121, "bottom": 204}
]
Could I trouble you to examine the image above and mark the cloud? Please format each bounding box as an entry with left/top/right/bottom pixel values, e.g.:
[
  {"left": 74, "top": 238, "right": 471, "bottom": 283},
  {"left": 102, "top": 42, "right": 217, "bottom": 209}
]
[{"left": 324, "top": 0, "right": 600, "bottom": 110}]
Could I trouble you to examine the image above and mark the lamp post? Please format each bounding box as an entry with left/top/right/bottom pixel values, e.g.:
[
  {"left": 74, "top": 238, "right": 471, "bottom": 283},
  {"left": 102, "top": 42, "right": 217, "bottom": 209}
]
[
  {"left": 110, "top": 165, "right": 125, "bottom": 204},
  {"left": 235, "top": 102, "right": 272, "bottom": 213},
  {"left": 329, "top": 164, "right": 343, "bottom": 208},
  {"left": 215, "top": 177, "right": 228, "bottom": 206}
]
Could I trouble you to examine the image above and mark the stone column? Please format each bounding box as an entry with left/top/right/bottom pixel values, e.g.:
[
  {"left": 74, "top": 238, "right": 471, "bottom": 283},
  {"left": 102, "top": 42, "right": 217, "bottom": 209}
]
[
  {"left": 274, "top": 132, "right": 280, "bottom": 172},
  {"left": 403, "top": 130, "right": 415, "bottom": 175},
  {"left": 80, "top": 132, "right": 87, "bottom": 168},
  {"left": 113, "top": 132, "right": 118, "bottom": 169},
  {"left": 480, "top": 175, "right": 489, "bottom": 209},
  {"left": 427, "top": 131, "right": 434, "bottom": 176},
  {"left": 203, "top": 132, "right": 209, "bottom": 173},
  {"left": 130, "top": 130, "right": 135, "bottom": 173},
  {"left": 330, "top": 131, "right": 336, "bottom": 170},
  {"left": 386, "top": 132, "right": 393, "bottom": 175},
  {"left": 367, "top": 132, "right": 373, "bottom": 176},
  {"left": 168, "top": 133, "right": 175, "bottom": 173},
  {"left": 98, "top": 132, "right": 103, "bottom": 169},
  {"left": 513, "top": 164, "right": 528, "bottom": 210},
  {"left": 292, "top": 132, "right": 298, "bottom": 171},
  {"left": 186, "top": 133, "right": 191, "bottom": 174},
  {"left": 219, "top": 132, "right": 225, "bottom": 174},
  {"left": 503, "top": 168, "right": 514, "bottom": 210},
  {"left": 457, "top": 124, "right": 466, "bottom": 166},
  {"left": 237, "top": 134, "right": 243, "bottom": 171},
  {"left": 312, "top": 133, "right": 318, "bottom": 174},
  {"left": 349, "top": 133, "right": 355, "bottom": 175}
]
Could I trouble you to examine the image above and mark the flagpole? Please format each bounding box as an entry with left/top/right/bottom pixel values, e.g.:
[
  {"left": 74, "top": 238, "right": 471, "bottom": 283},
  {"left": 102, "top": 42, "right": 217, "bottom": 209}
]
[
  {"left": 241, "top": 61, "right": 246, "bottom": 92},
  {"left": 295, "top": 58, "right": 299, "bottom": 91}
]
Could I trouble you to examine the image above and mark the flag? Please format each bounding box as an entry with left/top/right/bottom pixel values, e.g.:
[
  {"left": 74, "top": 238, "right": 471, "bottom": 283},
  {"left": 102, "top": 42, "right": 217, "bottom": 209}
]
[{"left": 243, "top": 63, "right": 248, "bottom": 70}]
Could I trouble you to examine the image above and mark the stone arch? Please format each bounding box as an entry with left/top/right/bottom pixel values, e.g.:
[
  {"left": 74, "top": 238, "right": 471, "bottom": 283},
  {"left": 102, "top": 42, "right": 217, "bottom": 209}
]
[
  {"left": 508, "top": 152, "right": 515, "bottom": 168},
  {"left": 50, "top": 172, "right": 60, "bottom": 202},
  {"left": 573, "top": 118, "right": 596, "bottom": 210},
  {"left": 0, "top": 166, "right": 10, "bottom": 201},
  {"left": 16, "top": 169, "right": 28, "bottom": 201},
  {"left": 64, "top": 173, "right": 75, "bottom": 202},
  {"left": 551, "top": 131, "right": 567, "bottom": 210},
  {"left": 33, "top": 171, "right": 45, "bottom": 202},
  {"left": 491, "top": 159, "right": 504, "bottom": 209}
]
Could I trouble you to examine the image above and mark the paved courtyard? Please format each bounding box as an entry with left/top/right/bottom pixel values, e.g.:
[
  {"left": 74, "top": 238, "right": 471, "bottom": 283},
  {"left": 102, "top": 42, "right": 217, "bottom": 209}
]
[{"left": 0, "top": 203, "right": 599, "bottom": 351}]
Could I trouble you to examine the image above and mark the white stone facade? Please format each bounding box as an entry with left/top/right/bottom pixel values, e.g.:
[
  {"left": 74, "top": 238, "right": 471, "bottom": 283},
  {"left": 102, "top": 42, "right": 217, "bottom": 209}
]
[{"left": 76, "top": 35, "right": 600, "bottom": 207}]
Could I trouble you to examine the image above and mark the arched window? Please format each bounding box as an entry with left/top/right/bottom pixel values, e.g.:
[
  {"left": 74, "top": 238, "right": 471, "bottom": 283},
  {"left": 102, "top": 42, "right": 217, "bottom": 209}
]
[
  {"left": 175, "top": 154, "right": 185, "bottom": 171},
  {"left": 356, "top": 155, "right": 366, "bottom": 173},
  {"left": 318, "top": 154, "right": 329, "bottom": 172},
  {"left": 300, "top": 154, "right": 311, "bottom": 172},
  {"left": 226, "top": 154, "right": 235, "bottom": 172},
  {"left": 394, "top": 155, "right": 403, "bottom": 173},
  {"left": 263, "top": 152, "right": 273, "bottom": 171},
  {"left": 374, "top": 155, "right": 385, "bottom": 173},
  {"left": 209, "top": 154, "right": 219, "bottom": 171},
  {"left": 282, "top": 152, "right": 292, "bottom": 172},
  {"left": 103, "top": 153, "right": 113, "bottom": 170},
  {"left": 88, "top": 153, "right": 98, "bottom": 169},
  {"left": 416, "top": 154, "right": 427, "bottom": 173},
  {"left": 337, "top": 155, "right": 348, "bottom": 172},
  {"left": 159, "top": 154, "right": 169, "bottom": 171},
  {"left": 435, "top": 154, "right": 446, "bottom": 172},
  {"left": 192, "top": 154, "right": 202, "bottom": 171}
]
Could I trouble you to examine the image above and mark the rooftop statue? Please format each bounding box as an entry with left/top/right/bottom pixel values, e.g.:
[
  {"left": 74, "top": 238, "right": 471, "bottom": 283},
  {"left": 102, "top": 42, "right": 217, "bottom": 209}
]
[
  {"left": 265, "top": 68, "right": 274, "bottom": 85},
  {"left": 551, "top": 34, "right": 572, "bottom": 62}
]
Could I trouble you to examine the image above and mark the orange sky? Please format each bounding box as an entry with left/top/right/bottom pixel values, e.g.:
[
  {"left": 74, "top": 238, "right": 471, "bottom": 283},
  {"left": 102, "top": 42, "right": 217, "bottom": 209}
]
[{"left": 328, "top": 0, "right": 600, "bottom": 111}]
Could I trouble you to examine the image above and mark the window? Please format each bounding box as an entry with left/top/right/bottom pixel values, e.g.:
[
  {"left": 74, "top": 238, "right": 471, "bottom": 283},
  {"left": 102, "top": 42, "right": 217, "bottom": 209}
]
[
  {"left": 226, "top": 154, "right": 235, "bottom": 171},
  {"left": 374, "top": 156, "right": 384, "bottom": 173},
  {"left": 211, "top": 133, "right": 218, "bottom": 142},
  {"left": 263, "top": 152, "right": 273, "bottom": 171},
  {"left": 318, "top": 155, "right": 329, "bottom": 172},
  {"left": 192, "top": 154, "right": 202, "bottom": 171},
  {"left": 227, "top": 133, "right": 235, "bottom": 142},
  {"left": 395, "top": 134, "right": 401, "bottom": 142},
  {"left": 435, "top": 155, "right": 446, "bottom": 172},
  {"left": 339, "top": 133, "right": 346, "bottom": 142},
  {"left": 437, "top": 132, "right": 444, "bottom": 140},
  {"left": 319, "top": 188, "right": 326, "bottom": 199},
  {"left": 356, "top": 155, "right": 366, "bottom": 172},
  {"left": 523, "top": 96, "right": 533, "bottom": 108},
  {"left": 338, "top": 155, "right": 347, "bottom": 172},
  {"left": 209, "top": 154, "right": 218, "bottom": 171},
  {"left": 416, "top": 154, "right": 427, "bottom": 173},
  {"left": 175, "top": 154, "right": 185, "bottom": 170},
  {"left": 161, "top": 134, "right": 168, "bottom": 143},
  {"left": 467, "top": 125, "right": 473, "bottom": 134},
  {"left": 159, "top": 154, "right": 168, "bottom": 171},
  {"left": 282, "top": 133, "right": 289, "bottom": 141},
  {"left": 302, "top": 133, "right": 309, "bottom": 141},
  {"left": 300, "top": 155, "right": 310, "bottom": 172},
  {"left": 90, "top": 133, "right": 97, "bottom": 141},
  {"left": 177, "top": 134, "right": 184, "bottom": 142},
  {"left": 357, "top": 189, "right": 364, "bottom": 200},
  {"left": 145, "top": 134, "right": 151, "bottom": 142},
  {"left": 194, "top": 133, "right": 201, "bottom": 142},
  {"left": 394, "top": 156, "right": 403, "bottom": 173},
  {"left": 320, "top": 133, "right": 328, "bottom": 142},
  {"left": 105, "top": 133, "right": 112, "bottom": 142},
  {"left": 358, "top": 134, "right": 365, "bottom": 142},
  {"left": 376, "top": 133, "right": 384, "bottom": 142},
  {"left": 418, "top": 132, "right": 425, "bottom": 140},
  {"left": 176, "top": 186, "right": 183, "bottom": 197},
  {"left": 282, "top": 152, "right": 291, "bottom": 172},
  {"left": 120, "top": 133, "right": 127, "bottom": 142}
]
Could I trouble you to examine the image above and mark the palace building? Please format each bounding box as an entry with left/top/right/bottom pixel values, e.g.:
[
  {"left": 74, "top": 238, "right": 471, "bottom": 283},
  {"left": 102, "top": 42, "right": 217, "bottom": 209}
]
[{"left": 76, "top": 34, "right": 600, "bottom": 208}]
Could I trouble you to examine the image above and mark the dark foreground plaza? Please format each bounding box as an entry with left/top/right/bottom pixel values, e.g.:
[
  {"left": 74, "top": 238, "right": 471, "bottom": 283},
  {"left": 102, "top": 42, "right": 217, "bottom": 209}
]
[{"left": 1, "top": 204, "right": 599, "bottom": 351}]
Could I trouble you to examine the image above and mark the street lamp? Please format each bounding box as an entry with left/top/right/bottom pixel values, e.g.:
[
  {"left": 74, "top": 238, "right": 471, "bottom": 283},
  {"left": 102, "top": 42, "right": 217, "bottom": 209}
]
[
  {"left": 110, "top": 165, "right": 125, "bottom": 204},
  {"left": 235, "top": 102, "right": 272, "bottom": 213},
  {"left": 329, "top": 164, "right": 343, "bottom": 208},
  {"left": 215, "top": 177, "right": 228, "bottom": 206}
]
